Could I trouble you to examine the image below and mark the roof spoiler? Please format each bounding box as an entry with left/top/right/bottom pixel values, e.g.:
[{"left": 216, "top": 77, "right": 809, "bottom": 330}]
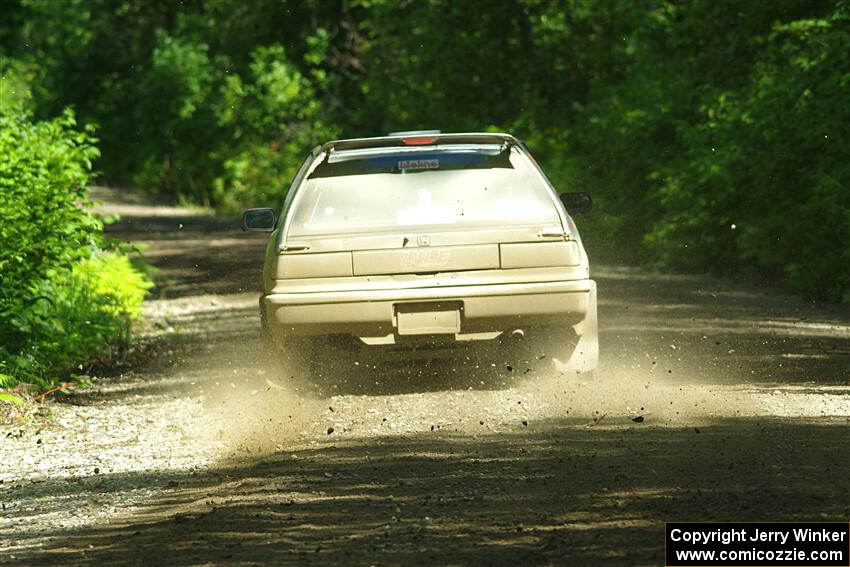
[
  {"left": 323, "top": 132, "right": 518, "bottom": 153},
  {"left": 387, "top": 129, "right": 442, "bottom": 137}
]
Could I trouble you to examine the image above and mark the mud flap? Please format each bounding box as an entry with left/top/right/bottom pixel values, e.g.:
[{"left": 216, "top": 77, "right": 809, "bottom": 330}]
[{"left": 551, "top": 281, "right": 598, "bottom": 375}]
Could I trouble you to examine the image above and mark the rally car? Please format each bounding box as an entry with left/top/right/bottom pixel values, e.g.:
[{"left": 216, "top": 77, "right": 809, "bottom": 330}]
[{"left": 242, "top": 131, "right": 597, "bottom": 379}]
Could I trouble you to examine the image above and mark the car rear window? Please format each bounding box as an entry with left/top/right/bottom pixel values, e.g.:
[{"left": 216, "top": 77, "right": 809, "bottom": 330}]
[
  {"left": 308, "top": 144, "right": 514, "bottom": 178},
  {"left": 288, "top": 146, "right": 560, "bottom": 236}
]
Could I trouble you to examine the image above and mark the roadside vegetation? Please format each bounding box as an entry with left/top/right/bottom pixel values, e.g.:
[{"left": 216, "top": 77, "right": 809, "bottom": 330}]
[{"left": 0, "top": 69, "right": 151, "bottom": 400}]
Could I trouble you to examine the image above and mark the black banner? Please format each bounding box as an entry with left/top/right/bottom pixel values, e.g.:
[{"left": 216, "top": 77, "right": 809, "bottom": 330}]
[{"left": 666, "top": 522, "right": 849, "bottom": 566}]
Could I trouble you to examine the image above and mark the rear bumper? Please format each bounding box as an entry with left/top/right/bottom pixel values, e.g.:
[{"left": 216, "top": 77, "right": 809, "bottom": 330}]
[{"left": 263, "top": 279, "right": 596, "bottom": 338}]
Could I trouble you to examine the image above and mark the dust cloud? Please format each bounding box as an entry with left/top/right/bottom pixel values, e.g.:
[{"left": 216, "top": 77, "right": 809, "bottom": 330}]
[{"left": 182, "top": 327, "right": 803, "bottom": 464}]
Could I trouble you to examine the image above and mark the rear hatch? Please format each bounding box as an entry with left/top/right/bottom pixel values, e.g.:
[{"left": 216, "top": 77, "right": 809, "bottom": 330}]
[{"left": 279, "top": 143, "right": 579, "bottom": 277}]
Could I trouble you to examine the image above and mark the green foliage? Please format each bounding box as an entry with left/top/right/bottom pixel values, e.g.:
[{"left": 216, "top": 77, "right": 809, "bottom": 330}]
[
  {"left": 211, "top": 43, "right": 335, "bottom": 211},
  {"left": 0, "top": 392, "right": 26, "bottom": 408},
  {"left": 0, "top": 57, "right": 35, "bottom": 114},
  {"left": 132, "top": 31, "right": 217, "bottom": 200},
  {"left": 2, "top": 254, "right": 152, "bottom": 386},
  {"left": 0, "top": 109, "right": 152, "bottom": 390},
  {"left": 73, "top": 253, "right": 152, "bottom": 322},
  {"left": 0, "top": 109, "right": 102, "bottom": 314},
  {"left": 638, "top": 2, "right": 850, "bottom": 299}
]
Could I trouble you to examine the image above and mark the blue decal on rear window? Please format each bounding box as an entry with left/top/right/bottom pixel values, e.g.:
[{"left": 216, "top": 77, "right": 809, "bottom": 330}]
[{"left": 398, "top": 158, "right": 439, "bottom": 170}]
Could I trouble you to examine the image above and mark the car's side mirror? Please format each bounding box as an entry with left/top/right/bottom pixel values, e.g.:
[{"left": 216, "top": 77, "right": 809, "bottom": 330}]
[
  {"left": 559, "top": 192, "right": 592, "bottom": 215},
  {"left": 241, "top": 208, "right": 276, "bottom": 232}
]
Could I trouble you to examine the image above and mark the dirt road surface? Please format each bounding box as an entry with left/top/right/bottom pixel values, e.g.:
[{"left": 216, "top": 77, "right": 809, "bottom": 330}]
[{"left": 2, "top": 189, "right": 849, "bottom": 565}]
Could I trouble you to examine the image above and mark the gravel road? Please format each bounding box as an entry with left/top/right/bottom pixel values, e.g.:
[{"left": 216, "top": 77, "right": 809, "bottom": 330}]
[{"left": 2, "top": 188, "right": 849, "bottom": 565}]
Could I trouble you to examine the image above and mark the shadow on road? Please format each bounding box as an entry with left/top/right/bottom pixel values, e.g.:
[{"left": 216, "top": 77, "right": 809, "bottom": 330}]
[
  {"left": 106, "top": 212, "right": 267, "bottom": 299},
  {"left": 11, "top": 417, "right": 850, "bottom": 566}
]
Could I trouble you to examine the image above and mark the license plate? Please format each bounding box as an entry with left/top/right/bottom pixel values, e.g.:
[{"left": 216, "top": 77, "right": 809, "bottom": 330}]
[{"left": 396, "top": 304, "right": 461, "bottom": 335}]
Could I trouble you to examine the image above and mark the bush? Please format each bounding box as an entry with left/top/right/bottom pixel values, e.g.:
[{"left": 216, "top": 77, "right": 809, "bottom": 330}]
[
  {"left": 0, "top": 58, "right": 35, "bottom": 115},
  {"left": 0, "top": 109, "right": 152, "bottom": 390},
  {"left": 0, "top": 109, "right": 101, "bottom": 309},
  {"left": 210, "top": 43, "right": 336, "bottom": 212},
  {"left": 1, "top": 254, "right": 152, "bottom": 387},
  {"left": 642, "top": 10, "right": 850, "bottom": 300}
]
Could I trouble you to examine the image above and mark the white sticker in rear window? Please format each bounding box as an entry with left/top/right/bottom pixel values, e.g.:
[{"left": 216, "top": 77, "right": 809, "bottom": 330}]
[{"left": 398, "top": 159, "right": 439, "bottom": 170}]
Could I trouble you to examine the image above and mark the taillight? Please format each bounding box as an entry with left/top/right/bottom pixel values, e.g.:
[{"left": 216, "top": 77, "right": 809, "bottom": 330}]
[
  {"left": 402, "top": 136, "right": 438, "bottom": 145},
  {"left": 500, "top": 242, "right": 581, "bottom": 269},
  {"left": 276, "top": 252, "right": 353, "bottom": 279}
]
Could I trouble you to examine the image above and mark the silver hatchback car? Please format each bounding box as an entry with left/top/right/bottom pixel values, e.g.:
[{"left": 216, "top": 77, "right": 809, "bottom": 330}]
[{"left": 243, "top": 131, "right": 597, "bottom": 379}]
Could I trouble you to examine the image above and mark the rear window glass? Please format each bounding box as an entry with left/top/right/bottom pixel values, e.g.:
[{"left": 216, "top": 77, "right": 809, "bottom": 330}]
[
  {"left": 308, "top": 144, "right": 513, "bottom": 178},
  {"left": 288, "top": 146, "right": 560, "bottom": 236}
]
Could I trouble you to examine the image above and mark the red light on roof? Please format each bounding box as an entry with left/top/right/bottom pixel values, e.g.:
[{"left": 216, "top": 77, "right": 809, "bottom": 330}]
[{"left": 402, "top": 136, "right": 438, "bottom": 145}]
